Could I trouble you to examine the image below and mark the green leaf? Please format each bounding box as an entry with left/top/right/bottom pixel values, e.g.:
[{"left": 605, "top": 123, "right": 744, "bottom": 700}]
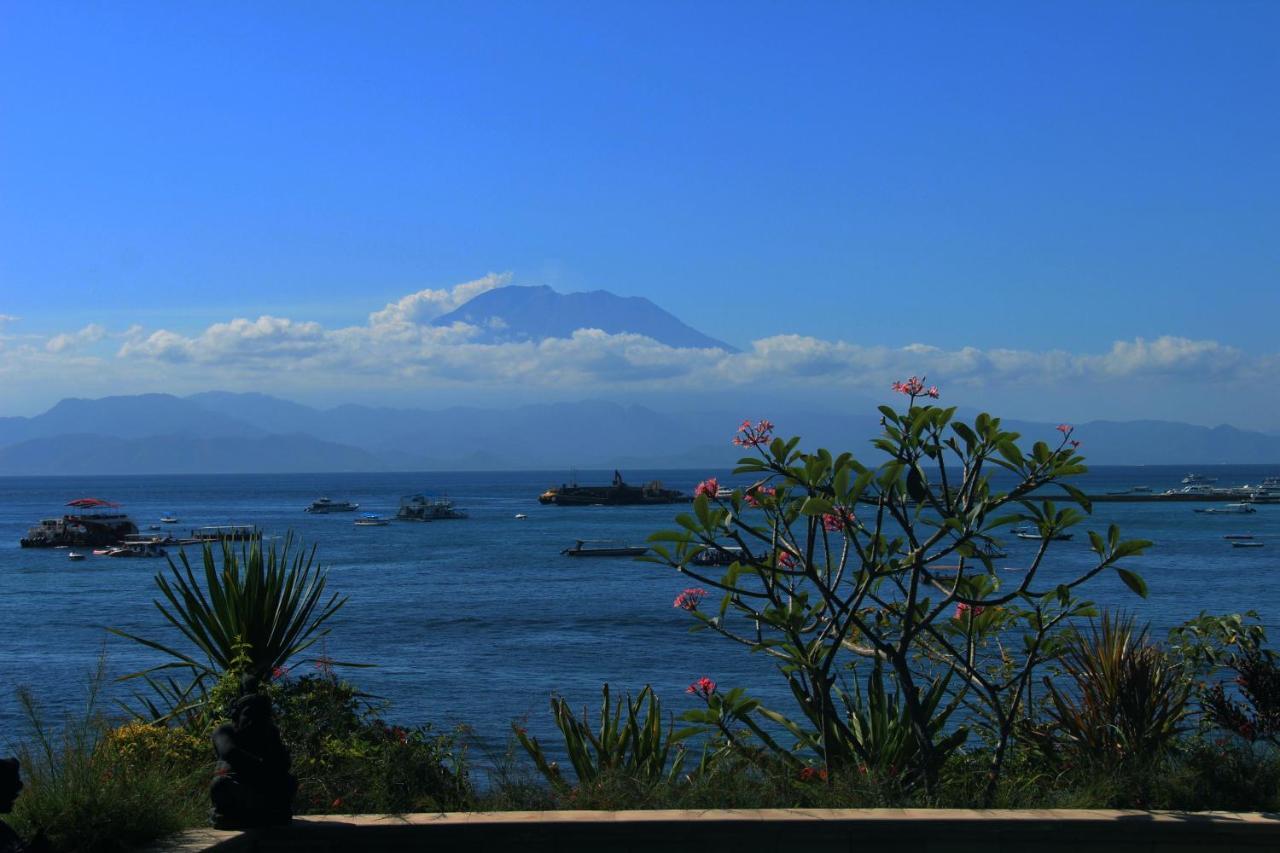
[{"left": 1116, "top": 567, "right": 1148, "bottom": 598}]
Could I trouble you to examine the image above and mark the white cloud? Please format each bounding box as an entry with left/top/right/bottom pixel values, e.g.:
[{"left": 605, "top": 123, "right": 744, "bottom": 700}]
[
  {"left": 368, "top": 272, "right": 512, "bottom": 327},
  {"left": 45, "top": 323, "right": 106, "bottom": 354}
]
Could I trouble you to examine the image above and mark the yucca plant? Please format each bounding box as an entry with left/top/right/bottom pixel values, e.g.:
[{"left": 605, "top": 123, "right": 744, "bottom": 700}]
[
  {"left": 1043, "top": 612, "right": 1190, "bottom": 768},
  {"left": 514, "top": 684, "right": 692, "bottom": 793},
  {"left": 111, "top": 535, "right": 348, "bottom": 724}
]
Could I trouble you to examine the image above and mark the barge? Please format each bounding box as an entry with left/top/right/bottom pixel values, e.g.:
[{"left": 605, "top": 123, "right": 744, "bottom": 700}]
[
  {"left": 539, "top": 471, "right": 691, "bottom": 506},
  {"left": 19, "top": 498, "right": 138, "bottom": 548}
]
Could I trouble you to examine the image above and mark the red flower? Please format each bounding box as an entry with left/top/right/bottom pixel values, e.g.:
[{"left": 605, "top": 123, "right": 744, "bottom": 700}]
[
  {"left": 798, "top": 766, "right": 829, "bottom": 783},
  {"left": 777, "top": 550, "right": 797, "bottom": 568},
  {"left": 694, "top": 477, "right": 720, "bottom": 499},
  {"left": 1056, "top": 424, "right": 1072, "bottom": 434},
  {"left": 953, "top": 602, "right": 986, "bottom": 620},
  {"left": 926, "top": 385, "right": 940, "bottom": 399},
  {"left": 331, "top": 798, "right": 343, "bottom": 808},
  {"left": 271, "top": 665, "right": 290, "bottom": 680},
  {"left": 687, "top": 676, "right": 717, "bottom": 698},
  {"left": 745, "top": 484, "right": 776, "bottom": 507},
  {"left": 892, "top": 376, "right": 926, "bottom": 396},
  {"left": 673, "top": 587, "right": 708, "bottom": 611}
]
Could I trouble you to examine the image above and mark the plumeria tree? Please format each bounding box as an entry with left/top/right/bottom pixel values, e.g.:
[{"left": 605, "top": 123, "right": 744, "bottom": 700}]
[{"left": 650, "top": 378, "right": 1151, "bottom": 799}]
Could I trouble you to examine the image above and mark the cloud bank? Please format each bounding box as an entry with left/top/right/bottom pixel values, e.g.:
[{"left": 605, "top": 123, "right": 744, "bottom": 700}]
[{"left": 0, "top": 276, "right": 1275, "bottom": 424}]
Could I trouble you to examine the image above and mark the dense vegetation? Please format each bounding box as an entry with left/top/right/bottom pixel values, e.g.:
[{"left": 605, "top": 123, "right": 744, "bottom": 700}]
[{"left": 8, "top": 384, "right": 1280, "bottom": 851}]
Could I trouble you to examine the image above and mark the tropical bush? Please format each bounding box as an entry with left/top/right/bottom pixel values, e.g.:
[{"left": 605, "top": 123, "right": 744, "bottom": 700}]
[
  {"left": 649, "top": 380, "right": 1151, "bottom": 801},
  {"left": 515, "top": 684, "right": 693, "bottom": 794},
  {"left": 110, "top": 536, "right": 349, "bottom": 727}
]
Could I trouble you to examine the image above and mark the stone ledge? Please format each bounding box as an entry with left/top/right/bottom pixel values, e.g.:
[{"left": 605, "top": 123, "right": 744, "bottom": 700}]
[{"left": 155, "top": 809, "right": 1280, "bottom": 853}]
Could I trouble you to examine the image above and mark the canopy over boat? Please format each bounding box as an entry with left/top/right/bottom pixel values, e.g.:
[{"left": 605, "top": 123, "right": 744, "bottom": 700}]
[{"left": 66, "top": 498, "right": 121, "bottom": 508}]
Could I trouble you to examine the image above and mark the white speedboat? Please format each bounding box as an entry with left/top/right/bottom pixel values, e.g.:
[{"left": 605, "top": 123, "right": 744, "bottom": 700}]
[
  {"left": 1013, "top": 526, "right": 1073, "bottom": 541},
  {"left": 1232, "top": 541, "right": 1265, "bottom": 548},
  {"left": 1195, "top": 503, "right": 1257, "bottom": 515},
  {"left": 1182, "top": 473, "right": 1219, "bottom": 485},
  {"left": 514, "top": 513, "right": 528, "bottom": 520},
  {"left": 354, "top": 514, "right": 389, "bottom": 527},
  {"left": 67, "top": 551, "right": 86, "bottom": 561},
  {"left": 160, "top": 514, "right": 179, "bottom": 524}
]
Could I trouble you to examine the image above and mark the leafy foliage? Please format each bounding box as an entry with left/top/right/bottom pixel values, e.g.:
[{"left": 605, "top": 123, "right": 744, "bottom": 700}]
[
  {"left": 514, "top": 684, "right": 693, "bottom": 793},
  {"left": 1041, "top": 612, "right": 1190, "bottom": 768}
]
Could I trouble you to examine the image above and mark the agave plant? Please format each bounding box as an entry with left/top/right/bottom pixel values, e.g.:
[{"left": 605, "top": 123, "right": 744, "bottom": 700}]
[
  {"left": 111, "top": 535, "right": 348, "bottom": 723},
  {"left": 1043, "top": 611, "right": 1190, "bottom": 768},
  {"left": 514, "top": 684, "right": 692, "bottom": 792}
]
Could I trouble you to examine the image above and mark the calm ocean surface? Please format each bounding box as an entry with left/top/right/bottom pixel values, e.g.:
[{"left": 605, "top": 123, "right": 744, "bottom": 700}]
[{"left": 2, "top": 465, "right": 1279, "bottom": 755}]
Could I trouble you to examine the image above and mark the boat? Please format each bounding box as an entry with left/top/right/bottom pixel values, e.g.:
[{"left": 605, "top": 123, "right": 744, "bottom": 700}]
[
  {"left": 1132, "top": 486, "right": 1152, "bottom": 493},
  {"left": 1013, "top": 527, "right": 1073, "bottom": 541},
  {"left": 1232, "top": 541, "right": 1265, "bottom": 549},
  {"left": 104, "top": 541, "right": 167, "bottom": 558},
  {"left": 514, "top": 513, "right": 528, "bottom": 520},
  {"left": 190, "top": 525, "right": 262, "bottom": 542},
  {"left": 1182, "top": 473, "right": 1219, "bottom": 485},
  {"left": 67, "top": 552, "right": 86, "bottom": 561},
  {"left": 561, "top": 540, "right": 650, "bottom": 557},
  {"left": 692, "top": 544, "right": 751, "bottom": 566},
  {"left": 397, "top": 493, "right": 468, "bottom": 521},
  {"left": 354, "top": 514, "right": 390, "bottom": 527},
  {"left": 1224, "top": 534, "right": 1255, "bottom": 540},
  {"left": 160, "top": 514, "right": 179, "bottom": 524},
  {"left": 19, "top": 498, "right": 138, "bottom": 548},
  {"left": 715, "top": 486, "right": 735, "bottom": 499},
  {"left": 539, "top": 470, "right": 691, "bottom": 506},
  {"left": 304, "top": 497, "right": 360, "bottom": 513},
  {"left": 1194, "top": 503, "right": 1257, "bottom": 515}
]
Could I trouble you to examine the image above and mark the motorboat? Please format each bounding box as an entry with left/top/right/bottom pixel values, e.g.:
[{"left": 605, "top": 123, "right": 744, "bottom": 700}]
[
  {"left": 1182, "top": 473, "right": 1219, "bottom": 485},
  {"left": 514, "top": 513, "right": 528, "bottom": 520},
  {"left": 67, "top": 551, "right": 86, "bottom": 561},
  {"left": 354, "top": 514, "right": 390, "bottom": 527},
  {"left": 1225, "top": 534, "right": 1255, "bottom": 540},
  {"left": 20, "top": 498, "right": 138, "bottom": 548},
  {"left": 561, "top": 540, "right": 650, "bottom": 557},
  {"left": 305, "top": 497, "right": 360, "bottom": 513},
  {"left": 190, "top": 525, "right": 261, "bottom": 542},
  {"left": 160, "top": 514, "right": 179, "bottom": 524},
  {"left": 1194, "top": 503, "right": 1257, "bottom": 515},
  {"left": 1232, "top": 541, "right": 1265, "bottom": 549}
]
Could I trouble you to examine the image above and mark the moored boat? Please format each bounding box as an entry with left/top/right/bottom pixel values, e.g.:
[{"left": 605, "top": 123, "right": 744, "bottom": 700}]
[
  {"left": 397, "top": 493, "right": 467, "bottom": 521},
  {"left": 19, "top": 498, "right": 138, "bottom": 548},
  {"left": 1013, "top": 527, "right": 1073, "bottom": 541},
  {"left": 539, "top": 470, "right": 690, "bottom": 506},
  {"left": 692, "top": 544, "right": 751, "bottom": 566},
  {"left": 1232, "top": 541, "right": 1265, "bottom": 549},
  {"left": 190, "top": 525, "right": 262, "bottom": 542},
  {"left": 354, "top": 514, "right": 390, "bottom": 527},
  {"left": 160, "top": 513, "right": 179, "bottom": 524},
  {"left": 305, "top": 497, "right": 360, "bottom": 513},
  {"left": 561, "top": 540, "right": 650, "bottom": 557},
  {"left": 67, "top": 551, "right": 86, "bottom": 561},
  {"left": 1194, "top": 503, "right": 1257, "bottom": 515}
]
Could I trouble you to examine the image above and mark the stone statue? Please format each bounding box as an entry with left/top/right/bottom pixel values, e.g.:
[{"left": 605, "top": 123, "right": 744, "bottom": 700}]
[
  {"left": 210, "top": 678, "right": 296, "bottom": 829},
  {"left": 0, "top": 757, "right": 48, "bottom": 853}
]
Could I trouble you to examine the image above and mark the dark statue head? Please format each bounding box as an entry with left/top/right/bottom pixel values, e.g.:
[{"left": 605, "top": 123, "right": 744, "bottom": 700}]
[
  {"left": 231, "top": 692, "right": 273, "bottom": 733},
  {"left": 0, "top": 756, "right": 21, "bottom": 814}
]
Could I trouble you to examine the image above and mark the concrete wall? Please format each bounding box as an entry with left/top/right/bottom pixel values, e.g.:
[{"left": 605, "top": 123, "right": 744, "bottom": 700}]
[{"left": 160, "top": 809, "right": 1280, "bottom": 853}]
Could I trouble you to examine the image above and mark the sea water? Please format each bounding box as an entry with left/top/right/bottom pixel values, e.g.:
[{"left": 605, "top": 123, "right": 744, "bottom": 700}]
[{"left": 1, "top": 466, "right": 1278, "bottom": 756}]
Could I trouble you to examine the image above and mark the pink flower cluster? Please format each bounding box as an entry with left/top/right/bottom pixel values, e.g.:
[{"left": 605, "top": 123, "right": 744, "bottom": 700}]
[
  {"left": 732, "top": 419, "right": 775, "bottom": 448},
  {"left": 1056, "top": 424, "right": 1081, "bottom": 449},
  {"left": 687, "top": 676, "right": 717, "bottom": 698},
  {"left": 673, "top": 587, "right": 708, "bottom": 611},
  {"left": 892, "top": 376, "right": 940, "bottom": 399},
  {"left": 953, "top": 602, "right": 986, "bottom": 620},
  {"left": 777, "top": 550, "right": 797, "bottom": 568},
  {"left": 694, "top": 477, "right": 720, "bottom": 499},
  {"left": 745, "top": 484, "right": 776, "bottom": 507},
  {"left": 821, "top": 505, "right": 856, "bottom": 532}
]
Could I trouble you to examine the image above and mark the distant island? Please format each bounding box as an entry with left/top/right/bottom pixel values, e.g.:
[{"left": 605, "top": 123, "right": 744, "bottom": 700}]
[{"left": 0, "top": 391, "right": 1278, "bottom": 474}]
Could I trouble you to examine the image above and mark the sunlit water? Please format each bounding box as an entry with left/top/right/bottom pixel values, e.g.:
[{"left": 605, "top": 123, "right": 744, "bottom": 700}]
[{"left": 2, "top": 465, "right": 1278, "bottom": 757}]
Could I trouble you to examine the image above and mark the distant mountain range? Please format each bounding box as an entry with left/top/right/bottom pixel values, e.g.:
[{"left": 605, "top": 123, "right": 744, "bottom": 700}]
[
  {"left": 432, "top": 285, "right": 738, "bottom": 351},
  {"left": 0, "top": 391, "right": 1278, "bottom": 474}
]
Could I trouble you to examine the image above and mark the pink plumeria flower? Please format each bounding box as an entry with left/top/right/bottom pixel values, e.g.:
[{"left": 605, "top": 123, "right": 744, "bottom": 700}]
[
  {"left": 777, "top": 550, "right": 797, "bottom": 568},
  {"left": 745, "top": 484, "right": 776, "bottom": 508},
  {"left": 821, "top": 505, "right": 856, "bottom": 532},
  {"left": 732, "top": 418, "right": 775, "bottom": 448},
  {"left": 687, "top": 676, "right": 717, "bottom": 698},
  {"left": 1056, "top": 424, "right": 1072, "bottom": 434},
  {"left": 694, "top": 477, "right": 720, "bottom": 499},
  {"left": 673, "top": 587, "right": 708, "bottom": 611}
]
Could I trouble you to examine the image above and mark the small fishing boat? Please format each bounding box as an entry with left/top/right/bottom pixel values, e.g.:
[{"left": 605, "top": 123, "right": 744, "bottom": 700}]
[
  {"left": 160, "top": 514, "right": 179, "bottom": 524},
  {"left": 1232, "top": 541, "right": 1265, "bottom": 549},
  {"left": 305, "top": 497, "right": 360, "bottom": 513},
  {"left": 1224, "top": 534, "right": 1255, "bottom": 540},
  {"left": 353, "top": 514, "right": 389, "bottom": 527},
  {"left": 104, "top": 542, "right": 167, "bottom": 558},
  {"left": 692, "top": 545, "right": 751, "bottom": 566},
  {"left": 561, "top": 540, "right": 650, "bottom": 557},
  {"left": 514, "top": 513, "right": 528, "bottom": 520},
  {"left": 67, "top": 551, "right": 86, "bottom": 561}
]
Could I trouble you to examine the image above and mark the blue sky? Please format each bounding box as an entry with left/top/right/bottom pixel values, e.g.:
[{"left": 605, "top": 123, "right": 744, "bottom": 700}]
[{"left": 1, "top": 2, "right": 1278, "bottom": 425}]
